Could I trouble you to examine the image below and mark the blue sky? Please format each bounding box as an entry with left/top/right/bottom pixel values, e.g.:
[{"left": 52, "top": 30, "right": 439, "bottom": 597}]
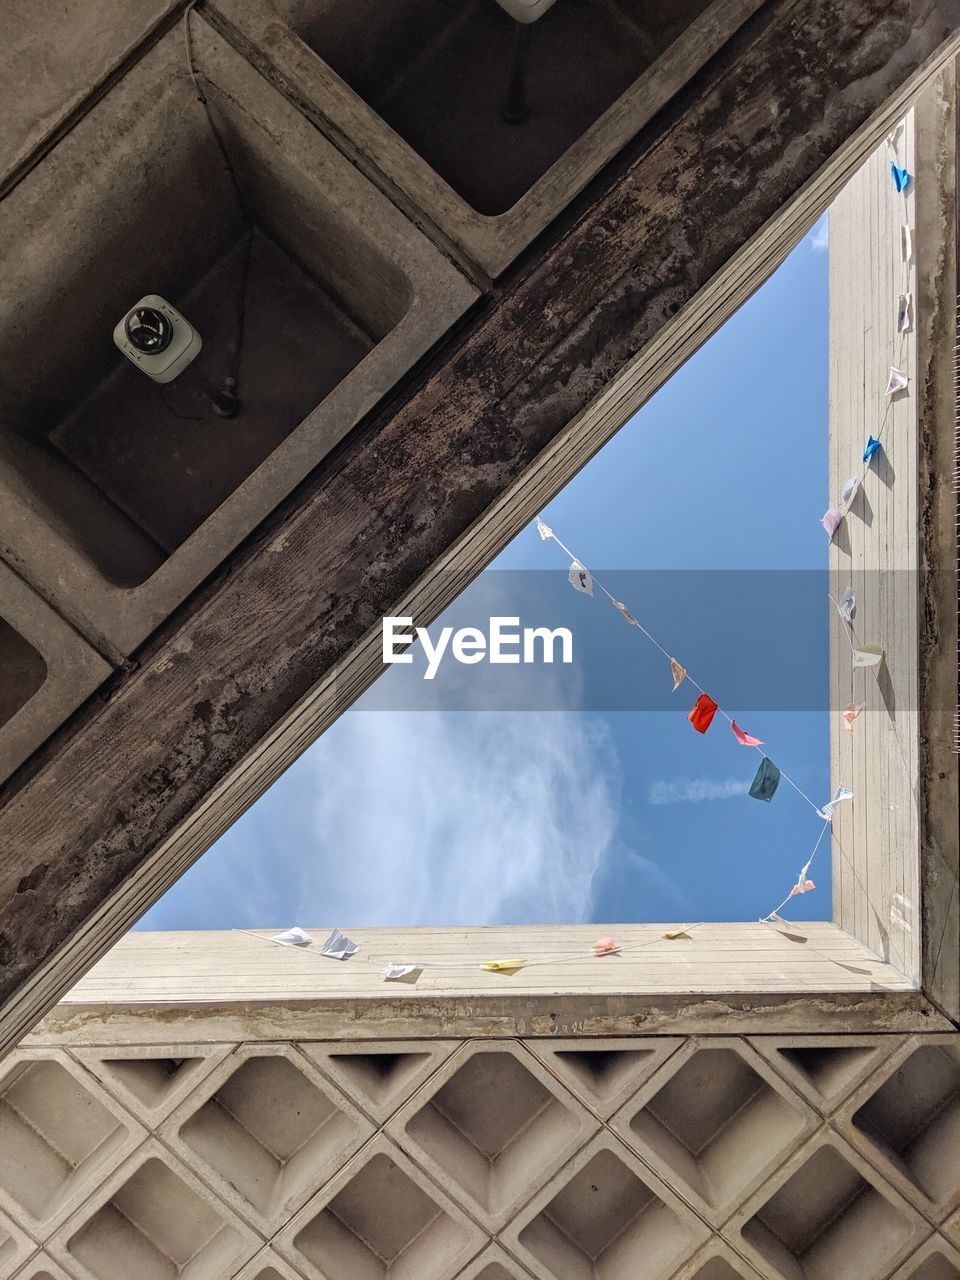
[{"left": 138, "top": 216, "right": 830, "bottom": 931}]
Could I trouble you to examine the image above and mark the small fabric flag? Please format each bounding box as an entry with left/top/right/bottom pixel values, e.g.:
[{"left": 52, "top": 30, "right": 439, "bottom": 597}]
[
  {"left": 383, "top": 963, "right": 421, "bottom": 982},
  {"left": 897, "top": 293, "right": 913, "bottom": 333},
  {"left": 863, "top": 435, "right": 881, "bottom": 463},
  {"left": 843, "top": 701, "right": 866, "bottom": 734},
  {"left": 886, "top": 121, "right": 904, "bottom": 151},
  {"left": 748, "top": 756, "right": 781, "bottom": 802},
  {"left": 817, "top": 786, "right": 854, "bottom": 821},
  {"left": 790, "top": 878, "right": 816, "bottom": 897},
  {"left": 321, "top": 928, "right": 359, "bottom": 960},
  {"left": 852, "top": 643, "right": 884, "bottom": 668},
  {"left": 840, "top": 476, "right": 859, "bottom": 507},
  {"left": 765, "top": 911, "right": 786, "bottom": 923},
  {"left": 663, "top": 927, "right": 693, "bottom": 939},
  {"left": 732, "top": 719, "right": 763, "bottom": 747},
  {"left": 535, "top": 515, "right": 553, "bottom": 541},
  {"left": 481, "top": 958, "right": 527, "bottom": 973},
  {"left": 591, "top": 937, "right": 620, "bottom": 956},
  {"left": 837, "top": 589, "right": 856, "bottom": 623},
  {"left": 670, "top": 657, "right": 686, "bottom": 692},
  {"left": 901, "top": 224, "right": 913, "bottom": 264},
  {"left": 613, "top": 599, "right": 638, "bottom": 625},
  {"left": 688, "top": 693, "right": 718, "bottom": 733},
  {"left": 821, "top": 506, "right": 843, "bottom": 540},
  {"left": 568, "top": 560, "right": 593, "bottom": 596},
  {"left": 890, "top": 163, "right": 910, "bottom": 193},
  {"left": 271, "top": 926, "right": 311, "bottom": 947},
  {"left": 885, "top": 366, "right": 909, "bottom": 396}
]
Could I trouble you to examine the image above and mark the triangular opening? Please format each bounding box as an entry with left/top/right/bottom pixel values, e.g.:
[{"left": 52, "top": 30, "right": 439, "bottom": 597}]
[
  {"left": 327, "top": 1051, "right": 431, "bottom": 1105},
  {"left": 554, "top": 1049, "right": 654, "bottom": 1096},
  {"left": 98, "top": 1056, "right": 206, "bottom": 1111},
  {"left": 778, "top": 1046, "right": 879, "bottom": 1098}
]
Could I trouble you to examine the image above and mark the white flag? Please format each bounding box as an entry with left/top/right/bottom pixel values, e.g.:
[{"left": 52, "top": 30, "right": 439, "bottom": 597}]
[
  {"left": 321, "top": 928, "right": 359, "bottom": 960},
  {"left": 900, "top": 225, "right": 913, "bottom": 265},
  {"left": 568, "top": 561, "right": 593, "bottom": 596},
  {"left": 897, "top": 294, "right": 913, "bottom": 333},
  {"left": 852, "top": 644, "right": 884, "bottom": 668},
  {"left": 817, "top": 786, "right": 854, "bottom": 821},
  {"left": 384, "top": 963, "right": 421, "bottom": 981},
  {"left": 535, "top": 516, "right": 553, "bottom": 541},
  {"left": 837, "top": 589, "right": 856, "bottom": 623},
  {"left": 270, "top": 927, "right": 311, "bottom": 947},
  {"left": 886, "top": 121, "right": 904, "bottom": 152},
  {"left": 885, "top": 366, "right": 909, "bottom": 396},
  {"left": 840, "top": 476, "right": 859, "bottom": 507}
]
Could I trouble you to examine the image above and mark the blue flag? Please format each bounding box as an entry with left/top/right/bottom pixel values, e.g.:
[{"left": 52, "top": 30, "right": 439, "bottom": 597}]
[
  {"left": 749, "top": 756, "right": 781, "bottom": 802},
  {"left": 863, "top": 435, "right": 881, "bottom": 463},
  {"left": 891, "top": 164, "right": 911, "bottom": 193}
]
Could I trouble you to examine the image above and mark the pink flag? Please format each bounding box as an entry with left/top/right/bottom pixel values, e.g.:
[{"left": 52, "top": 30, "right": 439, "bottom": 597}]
[
  {"left": 591, "top": 937, "right": 620, "bottom": 956},
  {"left": 821, "top": 507, "right": 843, "bottom": 540},
  {"left": 843, "top": 702, "right": 866, "bottom": 734},
  {"left": 731, "top": 719, "right": 763, "bottom": 747}
]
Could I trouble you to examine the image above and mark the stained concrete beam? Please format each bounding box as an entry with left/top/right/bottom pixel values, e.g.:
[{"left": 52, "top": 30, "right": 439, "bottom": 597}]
[{"left": 0, "top": 0, "right": 958, "bottom": 1053}]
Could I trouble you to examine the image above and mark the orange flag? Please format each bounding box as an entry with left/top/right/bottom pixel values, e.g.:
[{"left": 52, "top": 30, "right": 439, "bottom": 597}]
[{"left": 688, "top": 693, "right": 718, "bottom": 733}]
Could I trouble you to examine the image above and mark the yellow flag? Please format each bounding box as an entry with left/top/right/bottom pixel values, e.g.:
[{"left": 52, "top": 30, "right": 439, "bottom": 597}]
[
  {"left": 662, "top": 928, "right": 691, "bottom": 940},
  {"left": 481, "top": 958, "right": 527, "bottom": 973}
]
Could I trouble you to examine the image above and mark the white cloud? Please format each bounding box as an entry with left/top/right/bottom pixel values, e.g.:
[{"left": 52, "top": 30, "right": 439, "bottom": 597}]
[
  {"left": 648, "top": 776, "right": 748, "bottom": 805},
  {"left": 289, "top": 708, "right": 621, "bottom": 926},
  {"left": 807, "top": 214, "right": 829, "bottom": 254}
]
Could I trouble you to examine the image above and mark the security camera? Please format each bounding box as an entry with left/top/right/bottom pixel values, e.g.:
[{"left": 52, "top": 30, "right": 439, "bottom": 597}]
[{"left": 113, "top": 295, "right": 202, "bottom": 383}]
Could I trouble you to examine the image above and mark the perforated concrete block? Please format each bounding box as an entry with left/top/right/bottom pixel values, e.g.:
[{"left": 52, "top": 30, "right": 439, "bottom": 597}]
[
  {"left": 9, "top": 1255, "right": 76, "bottom": 1280},
  {"left": 71, "top": 1044, "right": 232, "bottom": 1126},
  {"left": 524, "top": 1036, "right": 683, "bottom": 1119},
  {"left": 0, "top": 560, "right": 111, "bottom": 787},
  {"left": 941, "top": 1210, "right": 960, "bottom": 1248},
  {"left": 0, "top": 1203, "right": 35, "bottom": 1280},
  {"left": 728, "top": 1132, "right": 930, "bottom": 1280},
  {"left": 160, "top": 1043, "right": 374, "bottom": 1235},
  {"left": 0, "top": 14, "right": 477, "bottom": 656},
  {"left": 835, "top": 1034, "right": 960, "bottom": 1221},
  {"left": 747, "top": 1034, "right": 903, "bottom": 1115},
  {"left": 670, "top": 1240, "right": 765, "bottom": 1280},
  {"left": 47, "top": 1141, "right": 259, "bottom": 1280},
  {"left": 452, "top": 1243, "right": 535, "bottom": 1280},
  {"left": 503, "top": 1131, "right": 710, "bottom": 1280},
  {"left": 299, "top": 1040, "right": 455, "bottom": 1124},
  {"left": 386, "top": 1040, "right": 598, "bottom": 1231},
  {"left": 234, "top": 1246, "right": 311, "bottom": 1280},
  {"left": 609, "top": 1036, "right": 818, "bottom": 1228},
  {"left": 0, "top": 1049, "right": 147, "bottom": 1238},
  {"left": 888, "top": 1235, "right": 960, "bottom": 1280},
  {"left": 276, "top": 1134, "right": 486, "bottom": 1280},
  {"left": 207, "top": 0, "right": 764, "bottom": 276}
]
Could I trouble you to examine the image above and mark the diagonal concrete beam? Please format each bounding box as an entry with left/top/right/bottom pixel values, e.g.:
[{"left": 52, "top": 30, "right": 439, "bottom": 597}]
[{"left": 1, "top": 0, "right": 959, "bottom": 1053}]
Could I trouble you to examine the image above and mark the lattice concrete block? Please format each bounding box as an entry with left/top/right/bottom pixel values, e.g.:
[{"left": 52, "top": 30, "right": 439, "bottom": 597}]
[
  {"left": 276, "top": 1134, "right": 485, "bottom": 1280},
  {"left": 9, "top": 1255, "right": 77, "bottom": 1280},
  {"left": 747, "top": 1034, "right": 901, "bottom": 1115},
  {"left": 504, "top": 1132, "right": 710, "bottom": 1280},
  {"left": 610, "top": 1037, "right": 816, "bottom": 1227},
  {"left": 670, "top": 1240, "right": 764, "bottom": 1279},
  {"left": 453, "top": 1243, "right": 535, "bottom": 1279},
  {"left": 836, "top": 1035, "right": 960, "bottom": 1221},
  {"left": 0, "top": 1202, "right": 34, "bottom": 1280},
  {"left": 300, "top": 1040, "right": 454, "bottom": 1124},
  {"left": 888, "top": 1234, "right": 960, "bottom": 1280},
  {"left": 729, "top": 1132, "right": 929, "bottom": 1280},
  {"left": 0, "top": 1049, "right": 146, "bottom": 1236},
  {"left": 941, "top": 1210, "right": 960, "bottom": 1247},
  {"left": 160, "top": 1043, "right": 373, "bottom": 1234},
  {"left": 387, "top": 1041, "right": 597, "bottom": 1230},
  {"left": 48, "top": 1141, "right": 259, "bottom": 1280},
  {"left": 71, "top": 1044, "right": 232, "bottom": 1126},
  {"left": 234, "top": 1247, "right": 310, "bottom": 1280},
  {"left": 525, "top": 1037, "right": 683, "bottom": 1119}
]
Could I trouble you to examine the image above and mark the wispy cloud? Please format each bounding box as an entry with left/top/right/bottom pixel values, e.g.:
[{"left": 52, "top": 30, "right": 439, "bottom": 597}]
[
  {"left": 807, "top": 214, "right": 829, "bottom": 254},
  {"left": 648, "top": 776, "right": 747, "bottom": 805}
]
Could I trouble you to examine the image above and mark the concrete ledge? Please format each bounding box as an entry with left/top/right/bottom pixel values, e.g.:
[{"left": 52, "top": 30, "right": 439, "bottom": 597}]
[{"left": 0, "top": 560, "right": 111, "bottom": 787}]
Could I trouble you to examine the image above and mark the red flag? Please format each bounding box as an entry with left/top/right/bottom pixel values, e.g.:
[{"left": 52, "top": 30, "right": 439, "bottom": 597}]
[
  {"left": 731, "top": 719, "right": 763, "bottom": 746},
  {"left": 687, "top": 693, "right": 718, "bottom": 733}
]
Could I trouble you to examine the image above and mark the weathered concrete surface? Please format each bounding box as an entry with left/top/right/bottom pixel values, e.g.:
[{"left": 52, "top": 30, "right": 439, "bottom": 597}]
[
  {"left": 1, "top": 0, "right": 959, "bottom": 1054},
  {"left": 0, "top": 0, "right": 182, "bottom": 193}
]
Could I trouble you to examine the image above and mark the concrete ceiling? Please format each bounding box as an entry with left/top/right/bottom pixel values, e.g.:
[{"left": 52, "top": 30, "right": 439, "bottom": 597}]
[{"left": 1, "top": 0, "right": 959, "bottom": 1052}]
